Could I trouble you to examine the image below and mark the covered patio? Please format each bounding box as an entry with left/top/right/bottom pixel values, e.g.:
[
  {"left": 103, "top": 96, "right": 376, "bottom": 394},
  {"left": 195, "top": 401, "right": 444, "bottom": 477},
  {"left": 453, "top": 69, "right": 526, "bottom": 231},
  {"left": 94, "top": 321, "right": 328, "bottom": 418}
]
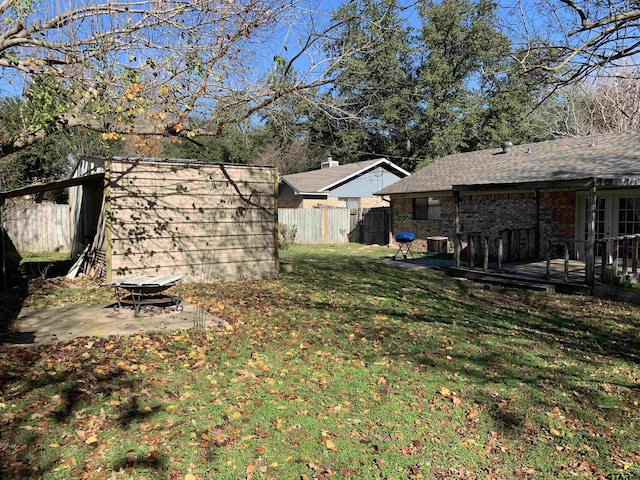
[{"left": 451, "top": 175, "right": 640, "bottom": 290}]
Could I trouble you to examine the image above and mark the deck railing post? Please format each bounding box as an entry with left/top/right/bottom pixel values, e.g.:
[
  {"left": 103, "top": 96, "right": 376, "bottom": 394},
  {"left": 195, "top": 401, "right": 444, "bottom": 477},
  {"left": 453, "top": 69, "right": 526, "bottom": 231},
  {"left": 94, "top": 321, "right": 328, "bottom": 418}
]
[
  {"left": 601, "top": 240, "right": 608, "bottom": 283},
  {"left": 454, "top": 233, "right": 461, "bottom": 267},
  {"left": 483, "top": 236, "right": 489, "bottom": 271},
  {"left": 497, "top": 238, "right": 503, "bottom": 273},
  {"left": 633, "top": 236, "right": 638, "bottom": 277},
  {"left": 564, "top": 242, "right": 569, "bottom": 282},
  {"left": 622, "top": 237, "right": 629, "bottom": 279},
  {"left": 469, "top": 235, "right": 475, "bottom": 269},
  {"left": 612, "top": 238, "right": 619, "bottom": 285},
  {"left": 546, "top": 240, "right": 551, "bottom": 280}
]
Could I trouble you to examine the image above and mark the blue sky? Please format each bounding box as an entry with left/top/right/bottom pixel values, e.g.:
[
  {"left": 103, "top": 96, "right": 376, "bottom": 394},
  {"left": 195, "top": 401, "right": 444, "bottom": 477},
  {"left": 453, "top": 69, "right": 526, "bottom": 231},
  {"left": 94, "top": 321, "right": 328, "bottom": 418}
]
[{"left": 0, "top": 0, "right": 556, "bottom": 101}]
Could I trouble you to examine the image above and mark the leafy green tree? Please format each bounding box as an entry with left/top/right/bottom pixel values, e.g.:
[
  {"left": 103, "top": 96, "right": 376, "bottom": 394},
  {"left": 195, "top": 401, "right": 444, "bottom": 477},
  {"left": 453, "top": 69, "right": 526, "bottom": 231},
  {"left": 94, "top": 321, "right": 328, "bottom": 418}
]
[
  {"left": 0, "top": 77, "right": 118, "bottom": 191},
  {"left": 307, "top": 0, "right": 548, "bottom": 171},
  {"left": 0, "top": 1, "right": 352, "bottom": 158},
  {"left": 312, "top": 0, "right": 417, "bottom": 168},
  {"left": 413, "top": 0, "right": 535, "bottom": 162}
]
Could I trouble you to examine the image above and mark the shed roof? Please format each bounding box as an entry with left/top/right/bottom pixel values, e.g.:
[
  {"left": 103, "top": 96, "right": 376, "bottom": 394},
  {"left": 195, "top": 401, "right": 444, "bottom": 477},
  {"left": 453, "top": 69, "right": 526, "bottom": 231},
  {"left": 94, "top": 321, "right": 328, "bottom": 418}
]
[
  {"left": 377, "top": 131, "right": 640, "bottom": 195},
  {"left": 281, "top": 158, "right": 410, "bottom": 194},
  {"left": 0, "top": 173, "right": 104, "bottom": 204}
]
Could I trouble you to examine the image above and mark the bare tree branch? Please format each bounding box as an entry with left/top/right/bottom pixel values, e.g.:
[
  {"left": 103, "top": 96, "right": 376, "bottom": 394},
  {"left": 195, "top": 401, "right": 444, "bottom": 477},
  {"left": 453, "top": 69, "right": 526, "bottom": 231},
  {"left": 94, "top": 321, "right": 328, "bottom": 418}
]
[
  {"left": 510, "top": 0, "right": 640, "bottom": 84},
  {"left": 0, "top": 0, "right": 353, "bottom": 157}
]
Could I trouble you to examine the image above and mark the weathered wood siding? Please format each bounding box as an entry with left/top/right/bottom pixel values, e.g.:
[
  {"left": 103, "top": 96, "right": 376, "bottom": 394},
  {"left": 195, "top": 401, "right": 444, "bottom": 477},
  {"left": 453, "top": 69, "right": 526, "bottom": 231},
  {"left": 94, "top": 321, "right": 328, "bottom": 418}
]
[
  {"left": 278, "top": 208, "right": 351, "bottom": 244},
  {"left": 108, "top": 159, "right": 277, "bottom": 282},
  {"left": 2, "top": 202, "right": 70, "bottom": 253}
]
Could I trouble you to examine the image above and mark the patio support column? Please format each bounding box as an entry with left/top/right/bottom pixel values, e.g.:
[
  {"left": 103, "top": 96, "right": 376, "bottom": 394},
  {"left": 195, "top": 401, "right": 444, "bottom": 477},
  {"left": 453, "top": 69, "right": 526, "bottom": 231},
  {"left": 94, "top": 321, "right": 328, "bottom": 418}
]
[
  {"left": 585, "top": 180, "right": 597, "bottom": 286},
  {"left": 453, "top": 190, "right": 461, "bottom": 267},
  {"left": 535, "top": 189, "right": 541, "bottom": 258}
]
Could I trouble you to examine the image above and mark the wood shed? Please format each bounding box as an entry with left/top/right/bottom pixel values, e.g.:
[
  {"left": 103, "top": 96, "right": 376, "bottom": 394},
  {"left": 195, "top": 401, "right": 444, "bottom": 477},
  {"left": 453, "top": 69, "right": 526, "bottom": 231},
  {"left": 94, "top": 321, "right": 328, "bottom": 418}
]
[{"left": 69, "top": 156, "right": 278, "bottom": 283}]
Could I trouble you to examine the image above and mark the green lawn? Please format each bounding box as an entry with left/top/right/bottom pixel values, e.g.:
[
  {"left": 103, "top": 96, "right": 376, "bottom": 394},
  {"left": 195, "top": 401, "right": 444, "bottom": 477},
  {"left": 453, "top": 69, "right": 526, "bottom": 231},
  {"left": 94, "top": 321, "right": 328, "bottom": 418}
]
[{"left": 1, "top": 243, "right": 639, "bottom": 479}]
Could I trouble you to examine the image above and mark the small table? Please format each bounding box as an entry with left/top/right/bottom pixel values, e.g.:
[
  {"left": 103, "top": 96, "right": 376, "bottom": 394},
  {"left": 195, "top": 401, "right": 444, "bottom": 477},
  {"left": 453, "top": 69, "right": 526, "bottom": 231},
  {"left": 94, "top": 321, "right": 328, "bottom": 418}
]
[{"left": 112, "top": 274, "right": 183, "bottom": 317}]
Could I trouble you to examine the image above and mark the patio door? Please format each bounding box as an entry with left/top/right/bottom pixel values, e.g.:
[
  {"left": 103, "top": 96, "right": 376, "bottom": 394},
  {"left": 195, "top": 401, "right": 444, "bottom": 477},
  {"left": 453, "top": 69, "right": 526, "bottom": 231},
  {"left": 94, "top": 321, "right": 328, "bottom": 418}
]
[
  {"left": 578, "top": 192, "right": 640, "bottom": 259},
  {"left": 577, "top": 193, "right": 611, "bottom": 259}
]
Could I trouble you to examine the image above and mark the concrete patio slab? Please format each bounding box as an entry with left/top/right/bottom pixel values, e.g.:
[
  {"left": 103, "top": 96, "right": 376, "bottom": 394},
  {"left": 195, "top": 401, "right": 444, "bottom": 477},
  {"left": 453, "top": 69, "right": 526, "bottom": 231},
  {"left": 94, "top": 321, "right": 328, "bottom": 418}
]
[{"left": 1, "top": 302, "right": 228, "bottom": 346}]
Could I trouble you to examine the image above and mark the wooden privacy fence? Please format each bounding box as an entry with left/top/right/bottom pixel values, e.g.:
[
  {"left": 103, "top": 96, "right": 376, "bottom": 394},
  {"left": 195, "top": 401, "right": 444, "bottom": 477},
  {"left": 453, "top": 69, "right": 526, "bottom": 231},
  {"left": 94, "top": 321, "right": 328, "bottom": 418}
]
[
  {"left": 279, "top": 208, "right": 350, "bottom": 244},
  {"left": 1, "top": 203, "right": 70, "bottom": 253},
  {"left": 278, "top": 207, "right": 391, "bottom": 245}
]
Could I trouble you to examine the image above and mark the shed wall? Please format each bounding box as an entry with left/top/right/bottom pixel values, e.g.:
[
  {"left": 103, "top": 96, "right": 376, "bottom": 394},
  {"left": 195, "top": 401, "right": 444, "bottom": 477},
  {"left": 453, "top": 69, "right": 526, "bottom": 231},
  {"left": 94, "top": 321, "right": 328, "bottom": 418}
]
[{"left": 108, "top": 160, "right": 277, "bottom": 282}]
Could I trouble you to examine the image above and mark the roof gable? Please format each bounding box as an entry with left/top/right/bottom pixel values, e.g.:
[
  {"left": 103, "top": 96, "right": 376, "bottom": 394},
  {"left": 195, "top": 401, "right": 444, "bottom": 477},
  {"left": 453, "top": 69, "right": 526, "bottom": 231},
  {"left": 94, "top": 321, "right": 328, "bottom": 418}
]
[
  {"left": 377, "top": 131, "right": 640, "bottom": 195},
  {"left": 281, "top": 158, "right": 409, "bottom": 194}
]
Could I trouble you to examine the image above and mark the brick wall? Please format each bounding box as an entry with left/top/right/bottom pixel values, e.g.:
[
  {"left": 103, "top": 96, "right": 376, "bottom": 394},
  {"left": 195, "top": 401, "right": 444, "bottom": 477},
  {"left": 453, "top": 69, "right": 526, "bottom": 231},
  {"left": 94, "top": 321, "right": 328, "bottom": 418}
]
[
  {"left": 459, "top": 192, "right": 537, "bottom": 236},
  {"left": 539, "top": 190, "right": 576, "bottom": 240},
  {"left": 391, "top": 195, "right": 455, "bottom": 252}
]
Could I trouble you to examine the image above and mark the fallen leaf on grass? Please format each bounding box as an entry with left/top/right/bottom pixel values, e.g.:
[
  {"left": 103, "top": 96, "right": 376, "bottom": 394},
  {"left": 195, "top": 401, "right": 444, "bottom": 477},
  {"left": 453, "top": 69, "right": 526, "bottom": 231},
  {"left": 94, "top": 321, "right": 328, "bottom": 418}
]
[{"left": 325, "top": 440, "right": 338, "bottom": 451}]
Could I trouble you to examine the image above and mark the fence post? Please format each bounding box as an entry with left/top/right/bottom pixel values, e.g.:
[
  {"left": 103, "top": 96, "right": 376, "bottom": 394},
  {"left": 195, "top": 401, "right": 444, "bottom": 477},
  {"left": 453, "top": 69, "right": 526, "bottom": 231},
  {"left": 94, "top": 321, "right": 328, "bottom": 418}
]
[{"left": 323, "top": 208, "right": 329, "bottom": 244}]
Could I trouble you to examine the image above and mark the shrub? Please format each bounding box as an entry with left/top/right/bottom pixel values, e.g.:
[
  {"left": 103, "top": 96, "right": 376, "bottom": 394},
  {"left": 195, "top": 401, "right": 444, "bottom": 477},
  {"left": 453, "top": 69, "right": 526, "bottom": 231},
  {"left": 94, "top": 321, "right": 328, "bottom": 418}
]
[{"left": 278, "top": 223, "right": 297, "bottom": 250}]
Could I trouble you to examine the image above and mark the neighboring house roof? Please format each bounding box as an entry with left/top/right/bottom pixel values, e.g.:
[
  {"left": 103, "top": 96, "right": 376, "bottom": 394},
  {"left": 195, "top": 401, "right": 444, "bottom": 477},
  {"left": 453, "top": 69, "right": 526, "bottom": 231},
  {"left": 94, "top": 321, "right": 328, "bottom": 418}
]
[
  {"left": 281, "top": 158, "right": 410, "bottom": 195},
  {"left": 377, "top": 131, "right": 640, "bottom": 195}
]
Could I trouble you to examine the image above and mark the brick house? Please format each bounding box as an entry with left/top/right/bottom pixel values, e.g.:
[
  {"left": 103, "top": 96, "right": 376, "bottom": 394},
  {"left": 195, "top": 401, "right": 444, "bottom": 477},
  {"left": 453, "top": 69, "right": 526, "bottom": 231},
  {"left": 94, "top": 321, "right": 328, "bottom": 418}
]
[
  {"left": 376, "top": 131, "right": 640, "bottom": 280},
  {"left": 279, "top": 157, "right": 409, "bottom": 209}
]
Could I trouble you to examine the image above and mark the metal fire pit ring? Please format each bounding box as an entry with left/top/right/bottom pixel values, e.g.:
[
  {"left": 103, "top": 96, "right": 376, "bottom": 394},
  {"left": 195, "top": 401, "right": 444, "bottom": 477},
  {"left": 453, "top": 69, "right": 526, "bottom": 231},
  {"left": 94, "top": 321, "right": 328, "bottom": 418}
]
[{"left": 112, "top": 274, "right": 183, "bottom": 317}]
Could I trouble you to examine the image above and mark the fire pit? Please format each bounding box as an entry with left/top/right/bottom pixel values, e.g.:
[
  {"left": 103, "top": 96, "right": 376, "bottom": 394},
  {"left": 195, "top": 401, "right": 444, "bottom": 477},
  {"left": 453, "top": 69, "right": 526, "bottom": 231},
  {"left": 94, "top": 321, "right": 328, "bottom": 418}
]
[{"left": 112, "top": 274, "right": 183, "bottom": 317}]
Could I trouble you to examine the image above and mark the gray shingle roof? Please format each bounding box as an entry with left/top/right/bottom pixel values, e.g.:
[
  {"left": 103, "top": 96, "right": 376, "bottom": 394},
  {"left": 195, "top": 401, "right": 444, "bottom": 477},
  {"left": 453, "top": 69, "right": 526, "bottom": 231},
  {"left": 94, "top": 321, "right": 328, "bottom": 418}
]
[
  {"left": 282, "top": 158, "right": 409, "bottom": 193},
  {"left": 377, "top": 131, "right": 640, "bottom": 195}
]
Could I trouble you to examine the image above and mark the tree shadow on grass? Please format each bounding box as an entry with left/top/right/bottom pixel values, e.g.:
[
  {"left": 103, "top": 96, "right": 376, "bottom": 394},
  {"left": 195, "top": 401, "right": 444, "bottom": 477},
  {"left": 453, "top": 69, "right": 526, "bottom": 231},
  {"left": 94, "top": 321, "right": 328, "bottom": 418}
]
[
  {"left": 111, "top": 450, "right": 167, "bottom": 474},
  {"left": 0, "top": 337, "right": 162, "bottom": 478},
  {"left": 286, "top": 252, "right": 640, "bottom": 443},
  {"left": 0, "top": 277, "right": 29, "bottom": 343}
]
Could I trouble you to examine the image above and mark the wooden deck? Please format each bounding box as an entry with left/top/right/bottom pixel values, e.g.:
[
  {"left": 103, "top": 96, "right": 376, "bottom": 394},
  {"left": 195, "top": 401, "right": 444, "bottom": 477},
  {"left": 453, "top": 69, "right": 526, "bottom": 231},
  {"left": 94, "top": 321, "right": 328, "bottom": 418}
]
[{"left": 448, "top": 258, "right": 593, "bottom": 295}]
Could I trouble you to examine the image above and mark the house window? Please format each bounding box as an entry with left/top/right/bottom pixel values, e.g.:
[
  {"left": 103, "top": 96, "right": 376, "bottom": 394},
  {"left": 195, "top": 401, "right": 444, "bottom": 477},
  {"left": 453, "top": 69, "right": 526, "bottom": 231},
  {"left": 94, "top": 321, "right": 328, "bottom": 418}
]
[
  {"left": 618, "top": 197, "right": 640, "bottom": 235},
  {"left": 413, "top": 197, "right": 441, "bottom": 220}
]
